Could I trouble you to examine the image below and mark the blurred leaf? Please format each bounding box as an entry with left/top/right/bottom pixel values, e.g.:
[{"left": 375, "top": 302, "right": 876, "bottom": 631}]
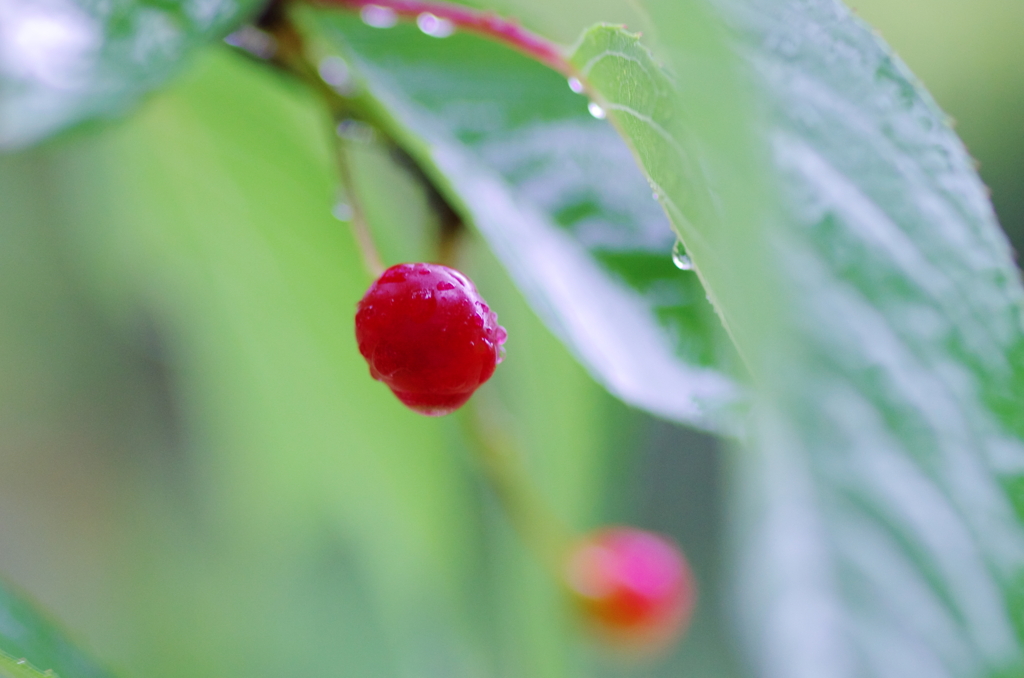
[
  {"left": 0, "top": 582, "right": 112, "bottom": 678},
  {"left": 0, "top": 0, "right": 264, "bottom": 149},
  {"left": 302, "top": 11, "right": 743, "bottom": 433},
  {"left": 572, "top": 1, "right": 1024, "bottom": 676}
]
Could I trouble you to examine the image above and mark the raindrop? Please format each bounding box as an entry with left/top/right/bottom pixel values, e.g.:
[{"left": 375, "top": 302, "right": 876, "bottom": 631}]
[
  {"left": 587, "top": 102, "right": 606, "bottom": 119},
  {"left": 360, "top": 5, "right": 398, "bottom": 28},
  {"left": 336, "top": 119, "right": 376, "bottom": 143},
  {"left": 652, "top": 192, "right": 659, "bottom": 201},
  {"left": 381, "top": 268, "right": 407, "bottom": 283},
  {"left": 408, "top": 288, "right": 437, "bottom": 321},
  {"left": 672, "top": 239, "right": 693, "bottom": 270},
  {"left": 16, "top": 659, "right": 27, "bottom": 665},
  {"left": 318, "top": 56, "right": 350, "bottom": 90},
  {"left": 567, "top": 77, "right": 584, "bottom": 94},
  {"left": 417, "top": 12, "right": 454, "bottom": 37},
  {"left": 224, "top": 26, "right": 276, "bottom": 59},
  {"left": 332, "top": 203, "right": 353, "bottom": 221}
]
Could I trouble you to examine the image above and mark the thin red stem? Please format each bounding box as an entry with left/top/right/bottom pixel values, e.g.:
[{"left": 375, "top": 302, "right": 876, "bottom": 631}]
[{"left": 311, "top": 0, "right": 576, "bottom": 77}]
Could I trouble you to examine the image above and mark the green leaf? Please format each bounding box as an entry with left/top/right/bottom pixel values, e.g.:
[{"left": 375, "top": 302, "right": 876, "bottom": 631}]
[
  {"left": 301, "top": 10, "right": 743, "bottom": 434},
  {"left": 0, "top": 0, "right": 263, "bottom": 149},
  {"left": 572, "top": 1, "right": 1024, "bottom": 676},
  {"left": 0, "top": 582, "right": 113, "bottom": 678}
]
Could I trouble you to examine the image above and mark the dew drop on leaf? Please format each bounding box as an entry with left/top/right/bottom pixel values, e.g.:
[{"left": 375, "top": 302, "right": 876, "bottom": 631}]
[
  {"left": 568, "top": 77, "right": 584, "bottom": 94},
  {"left": 318, "top": 56, "right": 350, "bottom": 89},
  {"left": 587, "top": 102, "right": 606, "bottom": 119},
  {"left": 672, "top": 239, "right": 693, "bottom": 270},
  {"left": 336, "top": 119, "right": 376, "bottom": 143},
  {"left": 416, "top": 13, "right": 454, "bottom": 38},
  {"left": 224, "top": 26, "right": 276, "bottom": 59},
  {"left": 360, "top": 5, "right": 398, "bottom": 28},
  {"left": 332, "top": 202, "right": 353, "bottom": 221}
]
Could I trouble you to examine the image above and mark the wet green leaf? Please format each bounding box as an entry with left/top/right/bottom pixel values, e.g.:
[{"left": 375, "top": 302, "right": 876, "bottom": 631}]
[
  {"left": 303, "top": 11, "right": 743, "bottom": 434},
  {"left": 572, "top": 1, "right": 1024, "bottom": 675},
  {"left": 0, "top": 0, "right": 264, "bottom": 149}
]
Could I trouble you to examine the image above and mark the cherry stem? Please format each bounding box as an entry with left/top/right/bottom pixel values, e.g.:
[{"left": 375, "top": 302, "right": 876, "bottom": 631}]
[
  {"left": 334, "top": 142, "right": 387, "bottom": 277},
  {"left": 246, "top": 8, "right": 387, "bottom": 277},
  {"left": 462, "top": 395, "right": 575, "bottom": 575},
  {"left": 310, "top": 0, "right": 578, "bottom": 78}
]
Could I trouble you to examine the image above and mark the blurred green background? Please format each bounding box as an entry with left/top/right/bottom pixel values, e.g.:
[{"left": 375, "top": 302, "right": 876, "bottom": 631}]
[{"left": 0, "top": 1, "right": 1020, "bottom": 678}]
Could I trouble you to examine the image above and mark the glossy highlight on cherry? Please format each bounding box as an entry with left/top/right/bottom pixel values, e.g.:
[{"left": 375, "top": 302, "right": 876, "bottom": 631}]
[{"left": 355, "top": 263, "right": 507, "bottom": 415}]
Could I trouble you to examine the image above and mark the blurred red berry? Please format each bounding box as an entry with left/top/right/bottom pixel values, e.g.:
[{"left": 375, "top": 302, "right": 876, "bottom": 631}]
[
  {"left": 564, "top": 527, "right": 695, "bottom": 649},
  {"left": 355, "top": 263, "right": 507, "bottom": 416}
]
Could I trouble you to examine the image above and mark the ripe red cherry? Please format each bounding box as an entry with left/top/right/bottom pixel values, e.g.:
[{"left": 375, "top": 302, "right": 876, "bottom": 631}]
[
  {"left": 564, "top": 527, "right": 695, "bottom": 649},
  {"left": 355, "top": 263, "right": 507, "bottom": 416}
]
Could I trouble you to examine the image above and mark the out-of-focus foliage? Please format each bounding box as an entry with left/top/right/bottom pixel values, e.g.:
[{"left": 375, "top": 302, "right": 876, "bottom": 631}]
[
  {"left": 0, "top": 47, "right": 729, "bottom": 678},
  {"left": 0, "top": 0, "right": 266, "bottom": 148},
  {"left": 0, "top": 1, "right": 1021, "bottom": 678}
]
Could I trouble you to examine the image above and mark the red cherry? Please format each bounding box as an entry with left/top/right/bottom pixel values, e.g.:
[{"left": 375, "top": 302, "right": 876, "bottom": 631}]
[
  {"left": 564, "top": 527, "right": 695, "bottom": 648},
  {"left": 355, "top": 263, "right": 507, "bottom": 416}
]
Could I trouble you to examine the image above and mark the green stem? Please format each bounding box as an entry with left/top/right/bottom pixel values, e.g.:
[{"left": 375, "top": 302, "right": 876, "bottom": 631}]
[
  {"left": 334, "top": 141, "right": 386, "bottom": 277},
  {"left": 461, "top": 395, "right": 574, "bottom": 575},
  {"left": 256, "top": 0, "right": 596, "bottom": 276},
  {"left": 252, "top": 3, "right": 387, "bottom": 278}
]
